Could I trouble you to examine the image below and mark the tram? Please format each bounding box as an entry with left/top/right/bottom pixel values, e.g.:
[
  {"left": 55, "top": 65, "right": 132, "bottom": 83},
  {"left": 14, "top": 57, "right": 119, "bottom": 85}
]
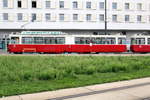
[
  {"left": 7, "top": 31, "right": 150, "bottom": 54},
  {"left": 130, "top": 35, "right": 150, "bottom": 53}
]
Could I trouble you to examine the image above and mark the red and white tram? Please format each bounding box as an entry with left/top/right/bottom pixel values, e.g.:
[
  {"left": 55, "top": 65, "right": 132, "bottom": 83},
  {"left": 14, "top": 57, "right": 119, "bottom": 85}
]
[
  {"left": 8, "top": 31, "right": 127, "bottom": 53},
  {"left": 7, "top": 31, "right": 150, "bottom": 54}
]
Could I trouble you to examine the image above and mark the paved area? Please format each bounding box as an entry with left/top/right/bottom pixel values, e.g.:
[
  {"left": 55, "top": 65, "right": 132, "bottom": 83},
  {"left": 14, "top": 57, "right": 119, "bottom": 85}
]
[
  {"left": 0, "top": 49, "right": 7, "bottom": 54},
  {"left": 0, "top": 77, "right": 150, "bottom": 100}
]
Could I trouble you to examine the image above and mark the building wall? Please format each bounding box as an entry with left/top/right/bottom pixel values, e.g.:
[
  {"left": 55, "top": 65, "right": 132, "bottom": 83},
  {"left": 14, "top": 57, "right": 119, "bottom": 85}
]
[{"left": 0, "top": 0, "right": 150, "bottom": 31}]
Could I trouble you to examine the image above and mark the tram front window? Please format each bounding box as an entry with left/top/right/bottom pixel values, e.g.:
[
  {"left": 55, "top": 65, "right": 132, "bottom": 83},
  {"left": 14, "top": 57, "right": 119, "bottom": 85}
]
[
  {"left": 136, "top": 38, "right": 145, "bottom": 45},
  {"left": 131, "top": 38, "right": 145, "bottom": 45},
  {"left": 11, "top": 37, "right": 19, "bottom": 44}
]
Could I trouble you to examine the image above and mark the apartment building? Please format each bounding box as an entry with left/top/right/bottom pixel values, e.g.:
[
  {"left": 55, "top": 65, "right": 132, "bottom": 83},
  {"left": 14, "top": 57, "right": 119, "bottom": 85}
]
[{"left": 0, "top": 0, "right": 150, "bottom": 38}]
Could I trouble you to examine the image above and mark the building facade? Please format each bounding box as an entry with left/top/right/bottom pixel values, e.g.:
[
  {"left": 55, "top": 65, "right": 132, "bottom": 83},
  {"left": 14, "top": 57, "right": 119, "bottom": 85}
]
[{"left": 0, "top": 0, "right": 150, "bottom": 40}]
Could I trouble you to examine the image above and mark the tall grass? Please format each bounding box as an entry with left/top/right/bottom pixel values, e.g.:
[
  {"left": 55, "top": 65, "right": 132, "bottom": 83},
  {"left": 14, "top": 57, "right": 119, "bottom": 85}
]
[{"left": 0, "top": 56, "right": 150, "bottom": 82}]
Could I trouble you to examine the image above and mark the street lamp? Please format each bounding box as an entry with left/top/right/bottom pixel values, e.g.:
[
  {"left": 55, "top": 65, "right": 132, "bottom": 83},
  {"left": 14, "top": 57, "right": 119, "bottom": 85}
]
[{"left": 104, "top": 0, "right": 107, "bottom": 35}]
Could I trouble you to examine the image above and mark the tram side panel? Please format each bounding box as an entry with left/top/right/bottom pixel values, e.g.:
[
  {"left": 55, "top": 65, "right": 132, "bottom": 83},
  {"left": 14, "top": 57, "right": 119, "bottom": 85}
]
[
  {"left": 8, "top": 44, "right": 69, "bottom": 53},
  {"left": 91, "top": 45, "right": 127, "bottom": 52},
  {"left": 130, "top": 45, "right": 150, "bottom": 53},
  {"left": 8, "top": 44, "right": 127, "bottom": 53}
]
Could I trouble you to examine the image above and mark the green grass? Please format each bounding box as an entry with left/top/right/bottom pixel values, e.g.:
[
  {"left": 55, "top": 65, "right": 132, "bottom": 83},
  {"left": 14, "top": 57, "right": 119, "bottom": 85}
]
[{"left": 0, "top": 56, "right": 150, "bottom": 97}]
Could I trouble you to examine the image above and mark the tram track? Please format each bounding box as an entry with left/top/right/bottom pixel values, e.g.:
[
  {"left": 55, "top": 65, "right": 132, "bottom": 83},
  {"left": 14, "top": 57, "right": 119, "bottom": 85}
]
[{"left": 1, "top": 53, "right": 150, "bottom": 56}]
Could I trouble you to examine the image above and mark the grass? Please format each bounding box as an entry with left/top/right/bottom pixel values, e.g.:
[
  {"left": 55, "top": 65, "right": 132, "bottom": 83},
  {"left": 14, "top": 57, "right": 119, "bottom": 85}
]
[{"left": 0, "top": 55, "right": 150, "bottom": 97}]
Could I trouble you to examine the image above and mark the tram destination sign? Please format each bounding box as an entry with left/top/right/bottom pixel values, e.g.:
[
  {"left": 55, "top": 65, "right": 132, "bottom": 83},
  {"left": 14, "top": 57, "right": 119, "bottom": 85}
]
[{"left": 21, "top": 31, "right": 64, "bottom": 35}]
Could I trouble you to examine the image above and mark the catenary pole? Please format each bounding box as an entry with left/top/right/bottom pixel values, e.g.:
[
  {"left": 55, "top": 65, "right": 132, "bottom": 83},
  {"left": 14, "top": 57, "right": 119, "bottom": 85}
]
[{"left": 105, "top": 0, "right": 107, "bottom": 35}]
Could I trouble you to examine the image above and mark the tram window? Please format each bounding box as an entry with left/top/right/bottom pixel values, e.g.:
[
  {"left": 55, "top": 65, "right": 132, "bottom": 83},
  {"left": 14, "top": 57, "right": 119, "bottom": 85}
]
[
  {"left": 101, "top": 38, "right": 106, "bottom": 44},
  {"left": 91, "top": 38, "right": 96, "bottom": 44},
  {"left": 56, "top": 37, "right": 65, "bottom": 44},
  {"left": 34, "top": 37, "right": 44, "bottom": 44},
  {"left": 51, "top": 37, "right": 56, "bottom": 44},
  {"left": 148, "top": 38, "right": 150, "bottom": 44},
  {"left": 118, "top": 38, "right": 126, "bottom": 44},
  {"left": 94, "top": 37, "right": 105, "bottom": 44},
  {"left": 22, "top": 37, "right": 33, "bottom": 44},
  {"left": 131, "top": 38, "right": 136, "bottom": 44},
  {"left": 75, "top": 37, "right": 85, "bottom": 44},
  {"left": 44, "top": 37, "right": 65, "bottom": 44},
  {"left": 85, "top": 38, "right": 90, "bottom": 44},
  {"left": 80, "top": 38, "right": 85, "bottom": 44},
  {"left": 75, "top": 37, "right": 81, "bottom": 44},
  {"left": 136, "top": 38, "right": 145, "bottom": 45},
  {"left": 45, "top": 37, "right": 52, "bottom": 44},
  {"left": 106, "top": 38, "right": 116, "bottom": 44},
  {"left": 75, "top": 37, "right": 108, "bottom": 44},
  {"left": 44, "top": 37, "right": 55, "bottom": 44},
  {"left": 75, "top": 37, "right": 90, "bottom": 44},
  {"left": 95, "top": 38, "right": 101, "bottom": 44},
  {"left": 11, "top": 37, "right": 19, "bottom": 44}
]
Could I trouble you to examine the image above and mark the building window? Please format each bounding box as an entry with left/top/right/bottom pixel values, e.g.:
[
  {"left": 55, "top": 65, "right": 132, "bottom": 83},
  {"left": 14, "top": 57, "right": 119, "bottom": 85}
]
[
  {"left": 99, "top": 14, "right": 104, "bottom": 21},
  {"left": 125, "top": 15, "right": 130, "bottom": 22},
  {"left": 137, "top": 3, "right": 142, "bottom": 10},
  {"left": 73, "top": 14, "right": 78, "bottom": 21},
  {"left": 18, "top": 0, "right": 22, "bottom": 8},
  {"left": 17, "top": 13, "right": 23, "bottom": 21},
  {"left": 86, "top": 14, "right": 91, "bottom": 21},
  {"left": 45, "top": 13, "right": 51, "bottom": 21},
  {"left": 99, "top": 2, "right": 104, "bottom": 9},
  {"left": 125, "top": 3, "right": 130, "bottom": 10},
  {"left": 86, "top": 2, "right": 91, "bottom": 9},
  {"left": 32, "top": 1, "right": 37, "bottom": 8},
  {"left": 112, "top": 2, "right": 117, "bottom": 10},
  {"left": 32, "top": 13, "right": 36, "bottom": 21},
  {"left": 112, "top": 15, "right": 117, "bottom": 22},
  {"left": 3, "top": 0, "right": 8, "bottom": 7},
  {"left": 59, "top": 14, "right": 64, "bottom": 21},
  {"left": 137, "top": 15, "right": 142, "bottom": 22},
  {"left": 3, "top": 13, "right": 8, "bottom": 21},
  {"left": 73, "top": 1, "right": 78, "bottom": 9},
  {"left": 59, "top": 1, "right": 64, "bottom": 8},
  {"left": 46, "top": 1, "right": 51, "bottom": 8}
]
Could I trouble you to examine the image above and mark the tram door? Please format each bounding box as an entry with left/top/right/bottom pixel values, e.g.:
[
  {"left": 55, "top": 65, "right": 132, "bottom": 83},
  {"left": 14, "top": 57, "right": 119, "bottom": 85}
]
[
  {"left": 0, "top": 37, "right": 10, "bottom": 50},
  {"left": 0, "top": 39, "right": 3, "bottom": 49},
  {"left": 0, "top": 38, "right": 5, "bottom": 50}
]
